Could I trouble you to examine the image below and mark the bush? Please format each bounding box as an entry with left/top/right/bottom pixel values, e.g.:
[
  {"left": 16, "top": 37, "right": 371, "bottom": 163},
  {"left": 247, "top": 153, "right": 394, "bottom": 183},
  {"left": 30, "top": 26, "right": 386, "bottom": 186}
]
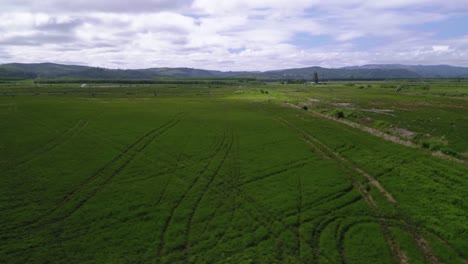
[
  {"left": 333, "top": 110, "right": 344, "bottom": 118},
  {"left": 420, "top": 138, "right": 445, "bottom": 151},
  {"left": 441, "top": 147, "right": 459, "bottom": 157},
  {"left": 373, "top": 120, "right": 392, "bottom": 130}
]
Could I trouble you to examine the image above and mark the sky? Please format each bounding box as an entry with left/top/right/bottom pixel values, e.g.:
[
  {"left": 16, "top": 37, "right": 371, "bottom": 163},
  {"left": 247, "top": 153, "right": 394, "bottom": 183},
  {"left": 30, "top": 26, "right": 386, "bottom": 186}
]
[{"left": 0, "top": 0, "right": 468, "bottom": 71}]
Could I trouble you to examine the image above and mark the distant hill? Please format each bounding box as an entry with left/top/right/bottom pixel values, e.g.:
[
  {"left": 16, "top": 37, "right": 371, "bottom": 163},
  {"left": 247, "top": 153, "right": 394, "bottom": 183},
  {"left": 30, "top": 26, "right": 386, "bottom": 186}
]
[
  {"left": 1, "top": 62, "right": 468, "bottom": 80},
  {"left": 258, "top": 66, "right": 420, "bottom": 79},
  {"left": 0, "top": 63, "right": 250, "bottom": 79},
  {"left": 342, "top": 64, "right": 468, "bottom": 78}
]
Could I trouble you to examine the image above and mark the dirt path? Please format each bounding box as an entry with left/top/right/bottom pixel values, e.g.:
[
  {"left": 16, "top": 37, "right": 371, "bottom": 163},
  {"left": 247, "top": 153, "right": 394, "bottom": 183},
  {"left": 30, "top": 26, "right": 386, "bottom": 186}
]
[{"left": 283, "top": 102, "right": 468, "bottom": 167}]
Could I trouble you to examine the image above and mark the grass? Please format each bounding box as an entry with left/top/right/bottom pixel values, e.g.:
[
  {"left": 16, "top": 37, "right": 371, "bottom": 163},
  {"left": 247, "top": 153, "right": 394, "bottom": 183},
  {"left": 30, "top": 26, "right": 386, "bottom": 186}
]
[{"left": 1, "top": 79, "right": 467, "bottom": 263}]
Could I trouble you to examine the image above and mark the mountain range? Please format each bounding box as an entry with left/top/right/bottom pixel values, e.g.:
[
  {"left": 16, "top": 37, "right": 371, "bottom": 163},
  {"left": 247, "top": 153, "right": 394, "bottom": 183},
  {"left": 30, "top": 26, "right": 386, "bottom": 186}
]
[{"left": 1, "top": 63, "right": 468, "bottom": 80}]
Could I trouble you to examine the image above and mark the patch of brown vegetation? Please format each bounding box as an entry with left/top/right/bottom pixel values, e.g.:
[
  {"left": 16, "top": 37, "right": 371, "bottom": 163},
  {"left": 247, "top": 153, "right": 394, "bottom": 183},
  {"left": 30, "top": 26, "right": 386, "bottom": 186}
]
[
  {"left": 332, "top": 102, "right": 355, "bottom": 108},
  {"left": 389, "top": 127, "right": 416, "bottom": 138}
]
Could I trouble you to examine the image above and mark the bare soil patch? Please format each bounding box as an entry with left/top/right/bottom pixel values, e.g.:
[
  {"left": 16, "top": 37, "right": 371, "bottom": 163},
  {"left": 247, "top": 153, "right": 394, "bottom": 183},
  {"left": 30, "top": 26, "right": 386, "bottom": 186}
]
[{"left": 389, "top": 127, "right": 416, "bottom": 138}]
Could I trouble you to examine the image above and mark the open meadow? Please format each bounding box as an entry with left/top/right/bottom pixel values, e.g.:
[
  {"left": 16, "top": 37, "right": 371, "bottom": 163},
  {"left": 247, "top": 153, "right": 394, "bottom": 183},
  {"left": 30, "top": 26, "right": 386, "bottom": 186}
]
[{"left": 1, "top": 79, "right": 467, "bottom": 263}]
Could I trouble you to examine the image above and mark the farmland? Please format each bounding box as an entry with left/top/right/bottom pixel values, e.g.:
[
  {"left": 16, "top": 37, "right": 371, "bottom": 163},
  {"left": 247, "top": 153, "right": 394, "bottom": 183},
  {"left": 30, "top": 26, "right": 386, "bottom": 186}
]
[{"left": 1, "top": 79, "right": 467, "bottom": 263}]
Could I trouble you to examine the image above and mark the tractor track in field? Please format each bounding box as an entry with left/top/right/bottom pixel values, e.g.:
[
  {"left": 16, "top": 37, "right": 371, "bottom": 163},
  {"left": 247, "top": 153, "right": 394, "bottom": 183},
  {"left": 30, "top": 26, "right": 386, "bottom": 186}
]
[
  {"left": 227, "top": 186, "right": 294, "bottom": 262},
  {"left": 151, "top": 148, "right": 193, "bottom": 210},
  {"left": 152, "top": 141, "right": 194, "bottom": 209},
  {"left": 300, "top": 194, "right": 363, "bottom": 225},
  {"left": 202, "top": 132, "right": 241, "bottom": 242},
  {"left": 271, "top": 116, "right": 416, "bottom": 264},
  {"left": 154, "top": 127, "right": 301, "bottom": 263},
  {"left": 283, "top": 185, "right": 355, "bottom": 219},
  {"left": 296, "top": 174, "right": 303, "bottom": 259},
  {"left": 333, "top": 217, "right": 410, "bottom": 264},
  {"left": 191, "top": 174, "right": 304, "bottom": 262},
  {"left": 378, "top": 218, "right": 410, "bottom": 264},
  {"left": 308, "top": 138, "right": 444, "bottom": 262},
  {"left": 274, "top": 116, "right": 396, "bottom": 206},
  {"left": 204, "top": 158, "right": 360, "bottom": 262},
  {"left": 9, "top": 114, "right": 183, "bottom": 235},
  {"left": 41, "top": 116, "right": 182, "bottom": 222},
  {"left": 311, "top": 216, "right": 340, "bottom": 263},
  {"left": 118, "top": 135, "right": 196, "bottom": 186},
  {"left": 201, "top": 176, "right": 293, "bottom": 262},
  {"left": 155, "top": 131, "right": 227, "bottom": 262},
  {"left": 274, "top": 117, "right": 379, "bottom": 211},
  {"left": 212, "top": 196, "right": 238, "bottom": 244},
  {"left": 302, "top": 195, "right": 362, "bottom": 263},
  {"left": 11, "top": 119, "right": 88, "bottom": 169},
  {"left": 239, "top": 159, "right": 309, "bottom": 186},
  {"left": 336, "top": 219, "right": 377, "bottom": 264},
  {"left": 183, "top": 132, "right": 235, "bottom": 261},
  {"left": 119, "top": 135, "right": 218, "bottom": 186},
  {"left": 279, "top": 113, "right": 447, "bottom": 264},
  {"left": 284, "top": 103, "right": 468, "bottom": 167}
]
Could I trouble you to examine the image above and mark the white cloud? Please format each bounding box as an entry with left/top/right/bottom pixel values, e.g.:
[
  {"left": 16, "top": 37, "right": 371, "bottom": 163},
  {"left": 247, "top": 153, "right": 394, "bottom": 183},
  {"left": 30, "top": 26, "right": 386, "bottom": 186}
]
[
  {"left": 0, "top": 0, "right": 468, "bottom": 70},
  {"left": 432, "top": 45, "right": 450, "bottom": 52}
]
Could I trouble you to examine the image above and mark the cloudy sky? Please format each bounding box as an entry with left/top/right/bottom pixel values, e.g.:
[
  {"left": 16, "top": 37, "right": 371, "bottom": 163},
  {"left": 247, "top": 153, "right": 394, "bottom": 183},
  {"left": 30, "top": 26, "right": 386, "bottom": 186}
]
[{"left": 0, "top": 0, "right": 467, "bottom": 70}]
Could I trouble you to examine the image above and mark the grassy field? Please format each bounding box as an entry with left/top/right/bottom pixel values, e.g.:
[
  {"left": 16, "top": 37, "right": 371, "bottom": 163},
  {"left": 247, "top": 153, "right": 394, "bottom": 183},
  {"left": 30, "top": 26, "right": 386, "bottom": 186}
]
[{"left": 1, "top": 80, "right": 467, "bottom": 263}]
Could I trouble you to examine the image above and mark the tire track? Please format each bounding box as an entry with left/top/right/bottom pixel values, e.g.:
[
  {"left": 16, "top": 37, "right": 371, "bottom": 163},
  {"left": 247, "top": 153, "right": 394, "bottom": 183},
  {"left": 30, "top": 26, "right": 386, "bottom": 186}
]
[
  {"left": 302, "top": 195, "right": 362, "bottom": 263},
  {"left": 42, "top": 116, "right": 182, "bottom": 222},
  {"left": 155, "top": 131, "right": 227, "bottom": 262},
  {"left": 336, "top": 219, "right": 376, "bottom": 264},
  {"left": 12, "top": 119, "right": 88, "bottom": 169},
  {"left": 9, "top": 115, "right": 183, "bottom": 235},
  {"left": 300, "top": 194, "right": 362, "bottom": 225},
  {"left": 271, "top": 116, "right": 414, "bottom": 264},
  {"left": 275, "top": 116, "right": 396, "bottom": 205},
  {"left": 201, "top": 131, "right": 241, "bottom": 241},
  {"left": 296, "top": 173, "right": 303, "bottom": 259},
  {"left": 311, "top": 216, "right": 340, "bottom": 263},
  {"left": 296, "top": 124, "right": 439, "bottom": 263},
  {"left": 280, "top": 101, "right": 462, "bottom": 263},
  {"left": 182, "top": 172, "right": 299, "bottom": 263},
  {"left": 239, "top": 159, "right": 309, "bottom": 186},
  {"left": 183, "top": 132, "right": 234, "bottom": 260},
  {"left": 283, "top": 185, "right": 354, "bottom": 219}
]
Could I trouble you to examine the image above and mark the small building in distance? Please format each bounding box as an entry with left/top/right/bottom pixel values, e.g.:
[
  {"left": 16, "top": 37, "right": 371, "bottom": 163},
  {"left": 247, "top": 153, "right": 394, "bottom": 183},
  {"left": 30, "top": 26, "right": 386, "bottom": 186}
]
[{"left": 81, "top": 83, "right": 88, "bottom": 88}]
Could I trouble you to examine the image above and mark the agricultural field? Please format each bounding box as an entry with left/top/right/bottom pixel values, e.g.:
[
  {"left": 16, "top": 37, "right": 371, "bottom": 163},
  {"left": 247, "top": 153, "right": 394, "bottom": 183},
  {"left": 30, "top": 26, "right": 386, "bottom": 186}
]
[{"left": 1, "top": 80, "right": 467, "bottom": 263}]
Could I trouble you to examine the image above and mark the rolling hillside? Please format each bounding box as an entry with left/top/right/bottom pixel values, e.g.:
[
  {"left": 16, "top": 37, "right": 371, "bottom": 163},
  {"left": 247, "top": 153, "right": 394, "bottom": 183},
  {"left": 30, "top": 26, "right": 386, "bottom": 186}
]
[{"left": 1, "top": 62, "right": 468, "bottom": 80}]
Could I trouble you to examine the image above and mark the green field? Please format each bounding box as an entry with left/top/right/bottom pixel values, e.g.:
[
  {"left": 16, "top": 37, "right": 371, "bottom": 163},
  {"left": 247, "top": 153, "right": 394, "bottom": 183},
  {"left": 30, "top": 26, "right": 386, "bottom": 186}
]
[{"left": 1, "top": 80, "right": 467, "bottom": 263}]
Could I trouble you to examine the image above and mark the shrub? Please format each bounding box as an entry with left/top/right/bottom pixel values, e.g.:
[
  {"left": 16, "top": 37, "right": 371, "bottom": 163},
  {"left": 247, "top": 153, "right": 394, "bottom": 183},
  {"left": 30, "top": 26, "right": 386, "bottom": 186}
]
[
  {"left": 373, "top": 120, "right": 392, "bottom": 130},
  {"left": 441, "top": 147, "right": 459, "bottom": 157},
  {"left": 420, "top": 138, "right": 444, "bottom": 151},
  {"left": 333, "top": 110, "right": 344, "bottom": 118}
]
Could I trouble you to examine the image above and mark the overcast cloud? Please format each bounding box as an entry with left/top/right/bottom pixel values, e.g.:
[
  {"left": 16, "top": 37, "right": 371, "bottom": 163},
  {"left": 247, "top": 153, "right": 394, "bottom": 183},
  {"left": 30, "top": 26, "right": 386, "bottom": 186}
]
[{"left": 0, "top": 0, "right": 467, "bottom": 70}]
